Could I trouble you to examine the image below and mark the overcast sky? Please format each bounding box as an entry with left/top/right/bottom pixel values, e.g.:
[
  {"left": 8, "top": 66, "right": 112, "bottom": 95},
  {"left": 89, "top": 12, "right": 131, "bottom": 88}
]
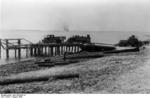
[{"left": 1, "top": 0, "right": 150, "bottom": 32}]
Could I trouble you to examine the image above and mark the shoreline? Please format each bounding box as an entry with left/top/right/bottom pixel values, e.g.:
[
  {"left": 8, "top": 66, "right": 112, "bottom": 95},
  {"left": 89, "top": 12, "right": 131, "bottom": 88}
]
[
  {"left": 0, "top": 49, "right": 149, "bottom": 93},
  {"left": 0, "top": 49, "right": 148, "bottom": 77},
  {"left": 0, "top": 57, "right": 36, "bottom": 66},
  {"left": 0, "top": 52, "right": 98, "bottom": 77}
]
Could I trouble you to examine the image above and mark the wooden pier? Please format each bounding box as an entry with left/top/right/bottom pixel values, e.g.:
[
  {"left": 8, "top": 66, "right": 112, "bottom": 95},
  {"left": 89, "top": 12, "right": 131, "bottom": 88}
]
[
  {"left": 0, "top": 38, "right": 117, "bottom": 59},
  {"left": 29, "top": 43, "right": 82, "bottom": 57},
  {"left": 0, "top": 38, "right": 83, "bottom": 59}
]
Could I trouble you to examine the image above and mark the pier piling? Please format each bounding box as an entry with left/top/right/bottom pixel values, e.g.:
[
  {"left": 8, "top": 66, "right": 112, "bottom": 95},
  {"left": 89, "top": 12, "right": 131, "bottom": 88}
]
[
  {"left": 6, "top": 40, "right": 9, "bottom": 59},
  {"left": 15, "top": 49, "right": 17, "bottom": 58},
  {"left": 1, "top": 39, "right": 82, "bottom": 59},
  {"left": 18, "top": 39, "right": 21, "bottom": 59}
]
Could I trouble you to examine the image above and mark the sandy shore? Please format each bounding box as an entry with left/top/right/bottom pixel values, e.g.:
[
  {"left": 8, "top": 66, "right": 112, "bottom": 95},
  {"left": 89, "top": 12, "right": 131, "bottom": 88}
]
[
  {"left": 0, "top": 52, "right": 102, "bottom": 77},
  {"left": 0, "top": 48, "right": 149, "bottom": 93}
]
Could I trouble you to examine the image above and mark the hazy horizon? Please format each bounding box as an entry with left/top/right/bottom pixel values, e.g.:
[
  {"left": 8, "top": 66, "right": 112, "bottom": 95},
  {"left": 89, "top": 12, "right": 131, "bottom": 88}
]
[
  {"left": 0, "top": 30, "right": 150, "bottom": 44},
  {"left": 1, "top": 0, "right": 150, "bottom": 44},
  {"left": 1, "top": 0, "right": 150, "bottom": 32}
]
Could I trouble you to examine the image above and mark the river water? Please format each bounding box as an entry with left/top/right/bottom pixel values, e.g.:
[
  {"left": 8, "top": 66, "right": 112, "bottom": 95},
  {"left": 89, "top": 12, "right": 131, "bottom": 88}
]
[{"left": 0, "top": 30, "right": 149, "bottom": 65}]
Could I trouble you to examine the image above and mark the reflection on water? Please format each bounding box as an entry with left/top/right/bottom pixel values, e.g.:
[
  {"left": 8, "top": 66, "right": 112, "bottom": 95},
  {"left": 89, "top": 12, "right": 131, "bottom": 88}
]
[
  {"left": 0, "top": 56, "right": 34, "bottom": 65},
  {"left": 0, "top": 49, "right": 32, "bottom": 65},
  {"left": 0, "top": 58, "right": 22, "bottom": 65}
]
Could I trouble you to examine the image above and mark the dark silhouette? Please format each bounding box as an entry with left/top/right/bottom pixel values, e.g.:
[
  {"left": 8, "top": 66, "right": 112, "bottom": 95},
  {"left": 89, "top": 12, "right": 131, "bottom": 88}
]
[
  {"left": 42, "top": 35, "right": 66, "bottom": 44},
  {"left": 67, "top": 34, "right": 91, "bottom": 44},
  {"left": 117, "top": 35, "right": 143, "bottom": 47}
]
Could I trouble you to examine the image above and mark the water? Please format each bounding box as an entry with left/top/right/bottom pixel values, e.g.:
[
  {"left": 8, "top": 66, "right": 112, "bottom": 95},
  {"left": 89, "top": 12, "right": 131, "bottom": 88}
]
[
  {"left": 0, "top": 30, "right": 149, "bottom": 65},
  {"left": 0, "top": 49, "right": 33, "bottom": 65}
]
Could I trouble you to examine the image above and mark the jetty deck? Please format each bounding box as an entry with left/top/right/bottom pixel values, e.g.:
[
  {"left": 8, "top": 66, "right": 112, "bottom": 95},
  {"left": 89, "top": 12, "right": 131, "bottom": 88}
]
[
  {"left": 0, "top": 38, "right": 116, "bottom": 59},
  {"left": 0, "top": 39, "right": 84, "bottom": 59}
]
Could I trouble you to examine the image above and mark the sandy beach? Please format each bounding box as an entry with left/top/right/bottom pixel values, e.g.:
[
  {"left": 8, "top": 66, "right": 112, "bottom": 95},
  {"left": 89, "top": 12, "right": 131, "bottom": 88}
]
[{"left": 0, "top": 47, "right": 149, "bottom": 93}]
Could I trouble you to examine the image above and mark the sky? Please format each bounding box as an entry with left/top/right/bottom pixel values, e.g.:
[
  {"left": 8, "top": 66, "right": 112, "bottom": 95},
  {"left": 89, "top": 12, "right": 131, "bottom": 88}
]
[{"left": 0, "top": 0, "right": 150, "bottom": 32}]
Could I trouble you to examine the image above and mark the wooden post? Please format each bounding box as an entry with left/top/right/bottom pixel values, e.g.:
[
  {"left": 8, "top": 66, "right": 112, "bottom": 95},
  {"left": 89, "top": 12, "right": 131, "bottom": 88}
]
[
  {"left": 74, "top": 46, "right": 76, "bottom": 53},
  {"left": 51, "top": 46, "right": 53, "bottom": 56},
  {"left": 57, "top": 46, "right": 60, "bottom": 55},
  {"left": 36, "top": 47, "right": 39, "bottom": 56},
  {"left": 71, "top": 46, "right": 73, "bottom": 53},
  {"left": 75, "top": 46, "right": 77, "bottom": 53},
  {"left": 68, "top": 46, "right": 71, "bottom": 52},
  {"left": 30, "top": 47, "right": 33, "bottom": 56},
  {"left": 48, "top": 47, "right": 51, "bottom": 56},
  {"left": 18, "top": 39, "right": 21, "bottom": 59},
  {"left": 15, "top": 49, "right": 17, "bottom": 58},
  {"left": 41, "top": 47, "right": 43, "bottom": 56},
  {"left": 64, "top": 46, "right": 65, "bottom": 53},
  {"left": 63, "top": 52, "right": 66, "bottom": 61},
  {"left": 26, "top": 46, "right": 29, "bottom": 57},
  {"left": 77, "top": 46, "right": 80, "bottom": 52},
  {"left": 61, "top": 46, "right": 63, "bottom": 55},
  {"left": 34, "top": 48, "right": 37, "bottom": 56},
  {"left": 35, "top": 47, "right": 37, "bottom": 56},
  {"left": 72, "top": 46, "right": 74, "bottom": 53},
  {"left": 66, "top": 46, "right": 68, "bottom": 52},
  {"left": 37, "top": 47, "right": 39, "bottom": 56},
  {"left": 45, "top": 47, "right": 47, "bottom": 56},
  {"left": 55, "top": 47, "right": 57, "bottom": 56},
  {"left": 40, "top": 47, "right": 42, "bottom": 56},
  {"left": 39, "top": 47, "right": 41, "bottom": 56},
  {"left": 6, "top": 40, "right": 9, "bottom": 59},
  {"left": 37, "top": 47, "right": 41, "bottom": 56}
]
